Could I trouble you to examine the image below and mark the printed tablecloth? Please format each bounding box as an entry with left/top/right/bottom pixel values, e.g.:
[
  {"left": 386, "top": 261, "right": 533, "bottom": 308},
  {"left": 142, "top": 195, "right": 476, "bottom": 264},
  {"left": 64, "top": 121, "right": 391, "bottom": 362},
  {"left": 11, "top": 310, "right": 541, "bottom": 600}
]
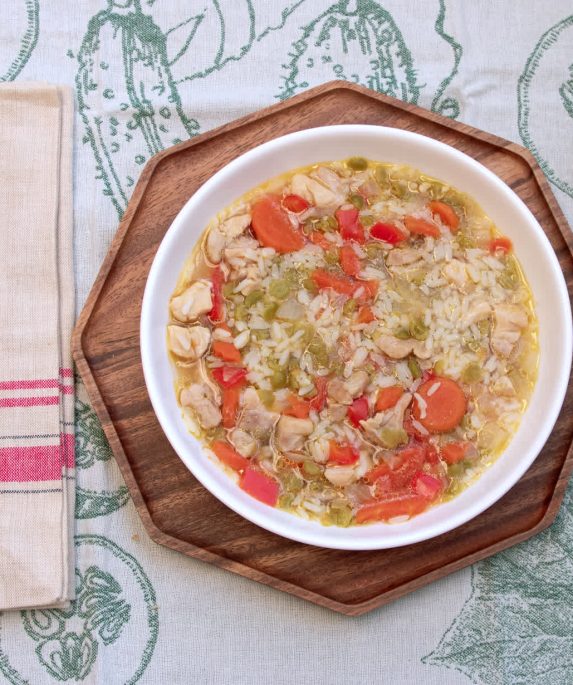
[{"left": 1, "top": 1, "right": 572, "bottom": 683}]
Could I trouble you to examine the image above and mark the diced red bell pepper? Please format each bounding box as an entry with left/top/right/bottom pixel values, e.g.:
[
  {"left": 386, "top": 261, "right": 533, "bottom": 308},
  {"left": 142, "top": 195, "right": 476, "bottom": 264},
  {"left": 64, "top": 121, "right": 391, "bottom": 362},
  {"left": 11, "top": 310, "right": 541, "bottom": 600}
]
[
  {"left": 489, "top": 236, "right": 512, "bottom": 254},
  {"left": 211, "top": 365, "right": 247, "bottom": 389},
  {"left": 309, "top": 376, "right": 328, "bottom": 412},
  {"left": 404, "top": 216, "right": 440, "bottom": 238},
  {"left": 347, "top": 396, "right": 369, "bottom": 428},
  {"left": 335, "top": 207, "right": 365, "bottom": 243},
  {"left": 412, "top": 472, "right": 443, "bottom": 499},
  {"left": 339, "top": 243, "right": 362, "bottom": 276},
  {"left": 440, "top": 441, "right": 475, "bottom": 464},
  {"left": 370, "top": 221, "right": 407, "bottom": 244},
  {"left": 282, "top": 194, "right": 310, "bottom": 213},
  {"left": 239, "top": 467, "right": 280, "bottom": 506},
  {"left": 208, "top": 266, "right": 225, "bottom": 323},
  {"left": 211, "top": 440, "right": 249, "bottom": 473},
  {"left": 428, "top": 201, "right": 459, "bottom": 232},
  {"left": 355, "top": 494, "right": 428, "bottom": 523},
  {"left": 356, "top": 304, "right": 375, "bottom": 324},
  {"left": 328, "top": 440, "right": 360, "bottom": 465},
  {"left": 308, "top": 231, "right": 331, "bottom": 250},
  {"left": 311, "top": 269, "right": 356, "bottom": 296}
]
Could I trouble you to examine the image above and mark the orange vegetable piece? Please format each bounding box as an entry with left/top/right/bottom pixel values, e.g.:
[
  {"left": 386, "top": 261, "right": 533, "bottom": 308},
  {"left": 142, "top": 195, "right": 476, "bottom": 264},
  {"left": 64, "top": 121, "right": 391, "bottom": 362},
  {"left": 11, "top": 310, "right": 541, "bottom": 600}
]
[
  {"left": 412, "top": 376, "right": 467, "bottom": 433},
  {"left": 283, "top": 394, "right": 311, "bottom": 419},
  {"left": 362, "top": 280, "right": 379, "bottom": 299},
  {"left": 308, "top": 231, "right": 331, "bottom": 250},
  {"left": 221, "top": 385, "right": 242, "bottom": 428},
  {"left": 251, "top": 194, "right": 305, "bottom": 253},
  {"left": 375, "top": 385, "right": 404, "bottom": 412},
  {"left": 404, "top": 215, "right": 440, "bottom": 238},
  {"left": 428, "top": 201, "right": 459, "bottom": 232},
  {"left": 356, "top": 304, "right": 375, "bottom": 324},
  {"left": 441, "top": 441, "right": 473, "bottom": 464},
  {"left": 339, "top": 244, "right": 361, "bottom": 276},
  {"left": 212, "top": 340, "right": 241, "bottom": 363},
  {"left": 311, "top": 269, "right": 356, "bottom": 296},
  {"left": 211, "top": 440, "right": 249, "bottom": 472},
  {"left": 489, "top": 236, "right": 513, "bottom": 254},
  {"left": 240, "top": 467, "right": 279, "bottom": 506},
  {"left": 328, "top": 441, "right": 360, "bottom": 465},
  {"left": 355, "top": 494, "right": 428, "bottom": 523}
]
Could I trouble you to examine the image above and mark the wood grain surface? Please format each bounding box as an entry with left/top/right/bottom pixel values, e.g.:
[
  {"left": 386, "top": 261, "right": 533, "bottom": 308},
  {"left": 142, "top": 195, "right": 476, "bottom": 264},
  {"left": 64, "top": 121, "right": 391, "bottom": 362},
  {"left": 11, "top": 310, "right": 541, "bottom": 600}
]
[{"left": 72, "top": 81, "right": 573, "bottom": 616}]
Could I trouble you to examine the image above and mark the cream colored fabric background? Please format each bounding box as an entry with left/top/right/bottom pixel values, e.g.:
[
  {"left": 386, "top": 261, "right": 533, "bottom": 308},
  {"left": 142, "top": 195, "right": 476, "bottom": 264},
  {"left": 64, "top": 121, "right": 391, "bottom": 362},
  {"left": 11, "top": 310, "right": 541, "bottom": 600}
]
[{"left": 0, "top": 1, "right": 571, "bottom": 683}]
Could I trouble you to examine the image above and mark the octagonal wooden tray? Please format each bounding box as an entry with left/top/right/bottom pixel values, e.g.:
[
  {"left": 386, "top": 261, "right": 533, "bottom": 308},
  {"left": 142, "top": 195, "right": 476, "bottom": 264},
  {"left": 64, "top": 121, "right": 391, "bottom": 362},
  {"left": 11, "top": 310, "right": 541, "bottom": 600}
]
[{"left": 72, "top": 81, "right": 573, "bottom": 616}]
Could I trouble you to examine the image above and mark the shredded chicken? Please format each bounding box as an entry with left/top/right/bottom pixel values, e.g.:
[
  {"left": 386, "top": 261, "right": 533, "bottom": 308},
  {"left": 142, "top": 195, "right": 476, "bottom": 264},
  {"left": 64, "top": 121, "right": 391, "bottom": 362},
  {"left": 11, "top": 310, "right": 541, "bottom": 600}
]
[
  {"left": 228, "top": 428, "right": 258, "bottom": 457},
  {"left": 491, "top": 304, "right": 528, "bottom": 357},
  {"left": 238, "top": 388, "right": 279, "bottom": 441},
  {"left": 443, "top": 259, "right": 469, "bottom": 289},
  {"left": 465, "top": 300, "right": 491, "bottom": 325},
  {"left": 376, "top": 334, "right": 432, "bottom": 360},
  {"left": 223, "top": 236, "right": 266, "bottom": 293},
  {"left": 180, "top": 383, "right": 221, "bottom": 429},
  {"left": 324, "top": 465, "right": 357, "bottom": 487},
  {"left": 170, "top": 280, "right": 213, "bottom": 323},
  {"left": 386, "top": 248, "right": 423, "bottom": 267},
  {"left": 275, "top": 416, "right": 314, "bottom": 452},
  {"left": 167, "top": 325, "right": 210, "bottom": 361},
  {"left": 328, "top": 370, "right": 369, "bottom": 404},
  {"left": 290, "top": 172, "right": 346, "bottom": 211},
  {"left": 205, "top": 213, "right": 252, "bottom": 263},
  {"left": 327, "top": 403, "right": 348, "bottom": 422},
  {"left": 492, "top": 376, "right": 516, "bottom": 397},
  {"left": 360, "top": 393, "right": 412, "bottom": 445}
]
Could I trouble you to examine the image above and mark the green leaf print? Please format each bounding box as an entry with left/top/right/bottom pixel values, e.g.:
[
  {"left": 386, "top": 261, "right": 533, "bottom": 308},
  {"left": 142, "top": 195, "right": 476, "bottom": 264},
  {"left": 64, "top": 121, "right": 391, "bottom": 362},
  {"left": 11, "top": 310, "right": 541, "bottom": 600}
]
[
  {"left": 0, "top": 0, "right": 39, "bottom": 82},
  {"left": 75, "top": 398, "right": 113, "bottom": 470},
  {"left": 37, "top": 632, "right": 97, "bottom": 682},
  {"left": 423, "top": 485, "right": 573, "bottom": 684},
  {"left": 277, "top": 0, "right": 420, "bottom": 103},
  {"left": 559, "top": 64, "right": 573, "bottom": 118}
]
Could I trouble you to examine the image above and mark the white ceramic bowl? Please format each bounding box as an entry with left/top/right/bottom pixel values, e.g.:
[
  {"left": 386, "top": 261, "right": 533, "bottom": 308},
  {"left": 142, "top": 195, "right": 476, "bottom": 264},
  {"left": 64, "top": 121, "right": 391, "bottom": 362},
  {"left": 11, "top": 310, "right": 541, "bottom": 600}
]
[{"left": 141, "top": 125, "right": 572, "bottom": 550}]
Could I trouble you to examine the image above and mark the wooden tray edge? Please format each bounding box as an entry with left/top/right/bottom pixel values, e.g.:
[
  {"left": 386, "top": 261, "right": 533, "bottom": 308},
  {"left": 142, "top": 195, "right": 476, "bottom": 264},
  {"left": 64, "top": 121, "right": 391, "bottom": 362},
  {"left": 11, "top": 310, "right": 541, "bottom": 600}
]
[{"left": 72, "top": 80, "right": 573, "bottom": 616}]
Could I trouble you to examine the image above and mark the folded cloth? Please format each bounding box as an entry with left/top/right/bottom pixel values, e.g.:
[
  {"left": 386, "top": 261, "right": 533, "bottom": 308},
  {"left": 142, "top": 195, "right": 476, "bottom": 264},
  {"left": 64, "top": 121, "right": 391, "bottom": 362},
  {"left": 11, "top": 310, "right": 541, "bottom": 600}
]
[{"left": 0, "top": 82, "right": 75, "bottom": 609}]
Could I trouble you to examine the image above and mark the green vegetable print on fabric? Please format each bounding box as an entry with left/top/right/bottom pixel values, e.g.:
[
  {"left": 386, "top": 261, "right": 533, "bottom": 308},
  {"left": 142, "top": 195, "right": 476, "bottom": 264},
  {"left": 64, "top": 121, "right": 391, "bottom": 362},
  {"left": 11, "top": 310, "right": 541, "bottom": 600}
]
[
  {"left": 75, "top": 395, "right": 130, "bottom": 519},
  {"left": 518, "top": 15, "right": 573, "bottom": 199},
  {"left": 76, "top": 0, "right": 200, "bottom": 217},
  {"left": 0, "top": 0, "right": 39, "bottom": 82},
  {"left": 423, "top": 484, "right": 573, "bottom": 684},
  {"left": 0, "top": 535, "right": 158, "bottom": 684},
  {"left": 276, "top": 0, "right": 461, "bottom": 118}
]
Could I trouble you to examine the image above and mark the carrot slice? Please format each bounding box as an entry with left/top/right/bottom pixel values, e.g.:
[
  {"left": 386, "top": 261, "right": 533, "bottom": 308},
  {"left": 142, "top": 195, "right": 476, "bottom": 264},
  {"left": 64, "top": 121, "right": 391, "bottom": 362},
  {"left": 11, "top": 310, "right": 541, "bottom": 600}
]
[
  {"left": 328, "top": 441, "right": 360, "bottom": 465},
  {"left": 412, "top": 377, "right": 467, "bottom": 433},
  {"left": 311, "top": 269, "right": 356, "bottom": 296},
  {"left": 283, "top": 394, "right": 311, "bottom": 419},
  {"left": 211, "top": 440, "right": 249, "bottom": 472},
  {"left": 212, "top": 340, "right": 241, "bottom": 363},
  {"left": 362, "top": 280, "right": 379, "bottom": 299},
  {"left": 339, "top": 244, "right": 361, "bottom": 276},
  {"left": 356, "top": 495, "right": 428, "bottom": 523},
  {"left": 356, "top": 304, "right": 375, "bottom": 324},
  {"left": 375, "top": 385, "right": 403, "bottom": 412},
  {"left": 221, "top": 385, "right": 242, "bottom": 428},
  {"left": 441, "top": 441, "right": 474, "bottom": 464},
  {"left": 428, "top": 201, "right": 459, "bottom": 232},
  {"left": 251, "top": 194, "right": 305, "bottom": 253},
  {"left": 404, "top": 215, "right": 440, "bottom": 238},
  {"left": 308, "top": 231, "right": 331, "bottom": 250}
]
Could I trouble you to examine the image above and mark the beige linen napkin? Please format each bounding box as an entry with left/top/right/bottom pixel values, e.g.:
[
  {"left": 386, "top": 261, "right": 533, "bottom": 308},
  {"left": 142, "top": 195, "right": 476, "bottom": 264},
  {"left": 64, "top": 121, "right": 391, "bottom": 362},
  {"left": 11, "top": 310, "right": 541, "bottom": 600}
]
[{"left": 0, "top": 82, "right": 75, "bottom": 609}]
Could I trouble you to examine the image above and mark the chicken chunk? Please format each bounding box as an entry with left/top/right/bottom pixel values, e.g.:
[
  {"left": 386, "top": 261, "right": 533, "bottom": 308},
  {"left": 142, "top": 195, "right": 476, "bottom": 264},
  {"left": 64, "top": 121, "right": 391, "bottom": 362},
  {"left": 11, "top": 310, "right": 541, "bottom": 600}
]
[
  {"left": 167, "top": 325, "right": 210, "bottom": 361},
  {"left": 229, "top": 428, "right": 258, "bottom": 457},
  {"left": 275, "top": 416, "right": 314, "bottom": 452},
  {"left": 376, "top": 334, "right": 432, "bottom": 360},
  {"left": 386, "top": 248, "right": 423, "bottom": 267},
  {"left": 205, "top": 213, "right": 252, "bottom": 263},
  {"left": 223, "top": 236, "right": 265, "bottom": 292},
  {"left": 491, "top": 376, "right": 516, "bottom": 397},
  {"left": 360, "top": 392, "right": 412, "bottom": 446},
  {"left": 170, "top": 280, "right": 212, "bottom": 323},
  {"left": 491, "top": 305, "right": 528, "bottom": 357},
  {"left": 291, "top": 173, "right": 345, "bottom": 211},
  {"left": 324, "top": 465, "right": 357, "bottom": 487},
  {"left": 238, "top": 388, "right": 279, "bottom": 441},
  {"left": 465, "top": 300, "right": 491, "bottom": 326},
  {"left": 327, "top": 371, "right": 369, "bottom": 405},
  {"left": 443, "top": 259, "right": 468, "bottom": 289},
  {"left": 180, "top": 383, "right": 221, "bottom": 429}
]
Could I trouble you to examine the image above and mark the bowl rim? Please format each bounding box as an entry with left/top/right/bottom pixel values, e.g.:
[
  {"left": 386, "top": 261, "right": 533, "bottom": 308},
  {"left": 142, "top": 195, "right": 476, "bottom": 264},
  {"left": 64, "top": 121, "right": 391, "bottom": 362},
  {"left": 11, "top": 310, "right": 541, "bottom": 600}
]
[{"left": 141, "top": 124, "right": 572, "bottom": 550}]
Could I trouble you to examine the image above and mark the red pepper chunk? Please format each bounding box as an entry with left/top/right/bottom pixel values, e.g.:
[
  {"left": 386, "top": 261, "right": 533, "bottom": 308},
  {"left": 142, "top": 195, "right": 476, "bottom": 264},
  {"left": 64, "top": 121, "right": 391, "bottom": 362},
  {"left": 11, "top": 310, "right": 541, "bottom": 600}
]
[
  {"left": 208, "top": 266, "right": 225, "bottom": 323},
  {"left": 328, "top": 441, "right": 359, "bottom": 465},
  {"left": 412, "top": 472, "right": 443, "bottom": 500},
  {"left": 212, "top": 340, "right": 241, "bottom": 363},
  {"left": 282, "top": 194, "right": 310, "bottom": 213},
  {"left": 370, "top": 222, "right": 407, "bottom": 244},
  {"left": 240, "top": 467, "right": 280, "bottom": 506},
  {"left": 221, "top": 385, "right": 242, "bottom": 429},
  {"left": 428, "top": 201, "right": 459, "bottom": 232},
  {"left": 283, "top": 394, "right": 311, "bottom": 419},
  {"left": 211, "top": 366, "right": 247, "bottom": 389},
  {"left": 309, "top": 376, "right": 328, "bottom": 412},
  {"left": 404, "top": 216, "right": 440, "bottom": 238},
  {"left": 489, "top": 236, "right": 512, "bottom": 254},
  {"left": 355, "top": 495, "right": 428, "bottom": 523},
  {"left": 335, "top": 207, "right": 365, "bottom": 243},
  {"left": 339, "top": 243, "right": 361, "bottom": 276},
  {"left": 347, "top": 396, "right": 369, "bottom": 428}
]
